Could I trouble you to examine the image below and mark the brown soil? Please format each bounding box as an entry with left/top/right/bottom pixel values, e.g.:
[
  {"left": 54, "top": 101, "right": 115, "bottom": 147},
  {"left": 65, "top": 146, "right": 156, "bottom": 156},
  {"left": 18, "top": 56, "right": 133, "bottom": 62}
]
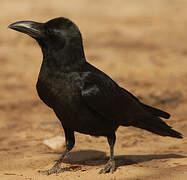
[{"left": 1, "top": 0, "right": 187, "bottom": 179}]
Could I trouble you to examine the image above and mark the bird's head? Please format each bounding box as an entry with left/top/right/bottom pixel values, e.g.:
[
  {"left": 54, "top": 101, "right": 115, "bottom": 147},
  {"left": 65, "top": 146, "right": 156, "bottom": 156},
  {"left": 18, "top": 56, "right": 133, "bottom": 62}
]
[{"left": 8, "top": 17, "right": 85, "bottom": 66}]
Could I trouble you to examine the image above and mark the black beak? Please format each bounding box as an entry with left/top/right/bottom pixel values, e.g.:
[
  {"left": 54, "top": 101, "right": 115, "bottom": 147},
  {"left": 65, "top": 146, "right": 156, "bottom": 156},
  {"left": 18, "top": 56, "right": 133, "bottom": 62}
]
[{"left": 8, "top": 21, "right": 43, "bottom": 39}]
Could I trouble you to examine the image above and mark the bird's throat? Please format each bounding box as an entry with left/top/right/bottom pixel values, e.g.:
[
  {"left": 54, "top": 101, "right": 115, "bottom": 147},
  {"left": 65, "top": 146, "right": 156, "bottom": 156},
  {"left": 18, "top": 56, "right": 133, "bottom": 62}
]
[{"left": 41, "top": 45, "right": 86, "bottom": 73}]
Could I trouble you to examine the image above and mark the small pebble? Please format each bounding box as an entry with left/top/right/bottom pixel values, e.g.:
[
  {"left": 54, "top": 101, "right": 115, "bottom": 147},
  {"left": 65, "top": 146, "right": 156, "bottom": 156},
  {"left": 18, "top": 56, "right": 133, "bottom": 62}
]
[{"left": 43, "top": 136, "right": 65, "bottom": 150}]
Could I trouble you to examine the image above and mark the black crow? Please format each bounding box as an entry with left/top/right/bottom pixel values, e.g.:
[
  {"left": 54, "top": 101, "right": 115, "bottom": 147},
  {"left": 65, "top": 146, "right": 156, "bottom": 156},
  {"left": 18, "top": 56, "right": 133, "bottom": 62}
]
[{"left": 8, "top": 17, "right": 182, "bottom": 175}]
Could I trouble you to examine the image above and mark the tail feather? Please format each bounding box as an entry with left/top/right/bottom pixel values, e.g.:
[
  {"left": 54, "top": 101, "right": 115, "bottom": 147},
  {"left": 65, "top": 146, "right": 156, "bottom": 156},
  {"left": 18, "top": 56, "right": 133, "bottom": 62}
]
[
  {"left": 141, "top": 103, "right": 170, "bottom": 119},
  {"left": 133, "top": 117, "right": 183, "bottom": 139}
]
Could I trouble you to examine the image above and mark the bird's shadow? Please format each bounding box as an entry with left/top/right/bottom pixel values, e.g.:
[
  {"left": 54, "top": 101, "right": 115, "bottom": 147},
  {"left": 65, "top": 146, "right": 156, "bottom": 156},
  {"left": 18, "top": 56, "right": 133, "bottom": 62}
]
[{"left": 43, "top": 150, "right": 186, "bottom": 169}]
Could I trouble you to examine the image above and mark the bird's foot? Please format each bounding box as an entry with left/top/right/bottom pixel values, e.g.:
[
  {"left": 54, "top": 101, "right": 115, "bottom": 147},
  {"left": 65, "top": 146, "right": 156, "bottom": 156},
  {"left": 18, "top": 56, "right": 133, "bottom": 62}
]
[
  {"left": 99, "top": 159, "right": 116, "bottom": 174},
  {"left": 38, "top": 163, "right": 67, "bottom": 175}
]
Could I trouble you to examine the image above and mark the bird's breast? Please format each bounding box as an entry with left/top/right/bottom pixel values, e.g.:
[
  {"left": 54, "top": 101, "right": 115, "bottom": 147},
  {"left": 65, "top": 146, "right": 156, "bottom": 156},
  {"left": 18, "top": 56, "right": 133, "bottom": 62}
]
[{"left": 36, "top": 74, "right": 80, "bottom": 109}]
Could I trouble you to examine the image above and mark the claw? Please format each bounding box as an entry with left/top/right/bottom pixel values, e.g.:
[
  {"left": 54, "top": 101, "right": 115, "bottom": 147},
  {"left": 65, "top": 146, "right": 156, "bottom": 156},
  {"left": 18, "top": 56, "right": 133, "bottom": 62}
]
[
  {"left": 38, "top": 163, "right": 67, "bottom": 175},
  {"left": 99, "top": 159, "right": 115, "bottom": 174}
]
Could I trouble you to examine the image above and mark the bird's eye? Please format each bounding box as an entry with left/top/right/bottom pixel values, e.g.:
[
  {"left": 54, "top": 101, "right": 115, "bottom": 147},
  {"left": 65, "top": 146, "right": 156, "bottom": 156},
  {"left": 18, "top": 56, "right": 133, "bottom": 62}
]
[{"left": 46, "top": 28, "right": 53, "bottom": 35}]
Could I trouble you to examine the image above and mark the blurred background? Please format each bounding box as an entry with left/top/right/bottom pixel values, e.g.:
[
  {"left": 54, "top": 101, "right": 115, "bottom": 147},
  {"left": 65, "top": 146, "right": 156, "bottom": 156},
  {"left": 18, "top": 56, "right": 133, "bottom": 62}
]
[{"left": 1, "top": 0, "right": 187, "bottom": 179}]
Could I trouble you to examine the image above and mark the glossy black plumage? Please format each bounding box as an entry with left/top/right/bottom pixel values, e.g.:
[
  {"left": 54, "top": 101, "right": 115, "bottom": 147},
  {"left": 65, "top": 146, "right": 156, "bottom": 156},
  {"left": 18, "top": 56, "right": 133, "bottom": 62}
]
[{"left": 9, "top": 17, "right": 182, "bottom": 174}]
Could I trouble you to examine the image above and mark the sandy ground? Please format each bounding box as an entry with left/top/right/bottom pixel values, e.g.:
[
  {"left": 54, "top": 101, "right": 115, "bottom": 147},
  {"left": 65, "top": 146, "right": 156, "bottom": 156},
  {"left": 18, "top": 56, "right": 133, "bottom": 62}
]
[{"left": 1, "top": 0, "right": 187, "bottom": 179}]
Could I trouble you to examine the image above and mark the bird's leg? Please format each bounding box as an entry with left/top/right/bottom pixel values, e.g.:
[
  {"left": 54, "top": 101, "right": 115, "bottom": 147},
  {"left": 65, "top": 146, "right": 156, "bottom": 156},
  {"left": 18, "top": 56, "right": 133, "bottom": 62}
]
[
  {"left": 99, "top": 133, "right": 116, "bottom": 174},
  {"left": 38, "top": 129, "right": 75, "bottom": 175}
]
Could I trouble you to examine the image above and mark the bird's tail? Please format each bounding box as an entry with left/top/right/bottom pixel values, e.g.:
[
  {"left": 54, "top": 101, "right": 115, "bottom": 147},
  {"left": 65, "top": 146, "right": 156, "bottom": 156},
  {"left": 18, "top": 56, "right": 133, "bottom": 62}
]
[
  {"left": 141, "top": 103, "right": 170, "bottom": 119},
  {"left": 132, "top": 117, "right": 183, "bottom": 139}
]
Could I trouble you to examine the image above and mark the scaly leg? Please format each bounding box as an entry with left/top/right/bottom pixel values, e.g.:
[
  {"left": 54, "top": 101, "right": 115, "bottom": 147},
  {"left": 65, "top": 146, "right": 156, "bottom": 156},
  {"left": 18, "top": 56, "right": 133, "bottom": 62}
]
[
  {"left": 99, "top": 133, "right": 116, "bottom": 174},
  {"left": 38, "top": 128, "right": 75, "bottom": 175}
]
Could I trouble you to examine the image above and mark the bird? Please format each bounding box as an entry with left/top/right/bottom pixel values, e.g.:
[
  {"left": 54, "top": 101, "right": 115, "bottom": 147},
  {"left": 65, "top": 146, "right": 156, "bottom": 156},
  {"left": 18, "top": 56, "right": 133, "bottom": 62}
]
[{"left": 8, "top": 17, "right": 183, "bottom": 175}]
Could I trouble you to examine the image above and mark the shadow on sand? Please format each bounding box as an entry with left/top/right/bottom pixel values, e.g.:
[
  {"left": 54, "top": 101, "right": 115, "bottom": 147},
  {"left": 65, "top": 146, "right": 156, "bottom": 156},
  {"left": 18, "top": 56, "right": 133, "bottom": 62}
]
[{"left": 42, "top": 150, "right": 186, "bottom": 169}]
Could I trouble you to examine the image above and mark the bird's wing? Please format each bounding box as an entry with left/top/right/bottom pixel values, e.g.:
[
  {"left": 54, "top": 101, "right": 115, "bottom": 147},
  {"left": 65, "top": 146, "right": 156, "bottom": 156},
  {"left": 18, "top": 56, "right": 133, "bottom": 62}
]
[
  {"left": 79, "top": 71, "right": 148, "bottom": 125},
  {"left": 120, "top": 87, "right": 170, "bottom": 119}
]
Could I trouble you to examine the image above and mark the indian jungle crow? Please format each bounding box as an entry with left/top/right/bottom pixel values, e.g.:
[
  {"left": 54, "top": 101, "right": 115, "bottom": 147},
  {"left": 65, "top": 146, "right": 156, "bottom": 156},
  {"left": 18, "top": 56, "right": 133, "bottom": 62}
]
[{"left": 8, "top": 17, "right": 183, "bottom": 174}]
